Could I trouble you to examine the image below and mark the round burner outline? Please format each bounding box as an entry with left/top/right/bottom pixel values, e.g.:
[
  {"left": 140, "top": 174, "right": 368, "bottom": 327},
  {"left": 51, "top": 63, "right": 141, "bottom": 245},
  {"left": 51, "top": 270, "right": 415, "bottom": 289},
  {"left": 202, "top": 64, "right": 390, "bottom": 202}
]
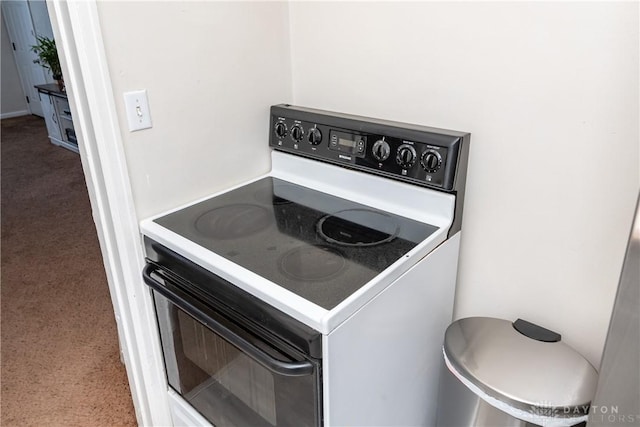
[
  {"left": 194, "top": 203, "right": 271, "bottom": 240},
  {"left": 279, "top": 245, "right": 346, "bottom": 282},
  {"left": 316, "top": 208, "right": 399, "bottom": 247}
]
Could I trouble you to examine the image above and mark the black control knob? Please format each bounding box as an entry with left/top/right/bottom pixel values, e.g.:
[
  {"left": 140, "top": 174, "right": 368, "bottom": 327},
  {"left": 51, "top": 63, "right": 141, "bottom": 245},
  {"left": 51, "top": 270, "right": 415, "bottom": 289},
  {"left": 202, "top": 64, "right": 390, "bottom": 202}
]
[
  {"left": 291, "top": 125, "right": 304, "bottom": 142},
  {"left": 307, "top": 127, "right": 322, "bottom": 145},
  {"left": 372, "top": 139, "right": 391, "bottom": 161},
  {"left": 421, "top": 150, "right": 442, "bottom": 172},
  {"left": 274, "top": 121, "right": 287, "bottom": 139},
  {"left": 396, "top": 144, "right": 417, "bottom": 168}
]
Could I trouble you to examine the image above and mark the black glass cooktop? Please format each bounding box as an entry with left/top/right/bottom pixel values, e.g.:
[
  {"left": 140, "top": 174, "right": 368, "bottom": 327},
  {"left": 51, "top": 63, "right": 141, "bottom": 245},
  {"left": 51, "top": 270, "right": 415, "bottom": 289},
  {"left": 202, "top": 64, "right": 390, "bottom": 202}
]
[{"left": 154, "top": 177, "right": 438, "bottom": 310}]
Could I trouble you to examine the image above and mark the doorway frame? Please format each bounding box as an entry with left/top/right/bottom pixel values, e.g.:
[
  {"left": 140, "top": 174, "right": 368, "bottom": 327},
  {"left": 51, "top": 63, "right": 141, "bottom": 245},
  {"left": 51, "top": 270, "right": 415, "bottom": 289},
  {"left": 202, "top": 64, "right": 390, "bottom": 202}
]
[{"left": 47, "top": 1, "right": 170, "bottom": 425}]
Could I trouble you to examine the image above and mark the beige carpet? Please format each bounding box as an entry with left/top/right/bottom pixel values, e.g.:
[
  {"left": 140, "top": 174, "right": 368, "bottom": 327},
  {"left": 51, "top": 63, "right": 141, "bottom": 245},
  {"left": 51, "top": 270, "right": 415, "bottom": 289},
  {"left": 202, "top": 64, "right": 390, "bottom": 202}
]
[{"left": 1, "top": 115, "right": 137, "bottom": 426}]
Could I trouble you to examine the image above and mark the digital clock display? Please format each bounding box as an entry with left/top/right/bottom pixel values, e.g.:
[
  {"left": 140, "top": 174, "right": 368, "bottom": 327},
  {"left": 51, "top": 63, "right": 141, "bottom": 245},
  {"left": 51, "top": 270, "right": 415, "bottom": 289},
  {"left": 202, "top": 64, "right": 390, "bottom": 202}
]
[
  {"left": 329, "top": 130, "right": 366, "bottom": 157},
  {"left": 338, "top": 137, "right": 357, "bottom": 148}
]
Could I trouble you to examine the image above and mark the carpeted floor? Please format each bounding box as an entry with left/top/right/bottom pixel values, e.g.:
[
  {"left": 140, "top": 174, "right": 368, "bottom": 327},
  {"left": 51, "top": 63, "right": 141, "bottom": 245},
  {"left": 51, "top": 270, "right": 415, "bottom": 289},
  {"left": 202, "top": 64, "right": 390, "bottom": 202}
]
[{"left": 1, "top": 115, "right": 137, "bottom": 426}]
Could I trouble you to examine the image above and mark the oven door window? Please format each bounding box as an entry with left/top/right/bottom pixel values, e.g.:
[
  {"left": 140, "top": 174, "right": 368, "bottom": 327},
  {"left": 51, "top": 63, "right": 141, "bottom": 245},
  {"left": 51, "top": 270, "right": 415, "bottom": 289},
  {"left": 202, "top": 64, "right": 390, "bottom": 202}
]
[{"left": 154, "top": 292, "right": 321, "bottom": 427}]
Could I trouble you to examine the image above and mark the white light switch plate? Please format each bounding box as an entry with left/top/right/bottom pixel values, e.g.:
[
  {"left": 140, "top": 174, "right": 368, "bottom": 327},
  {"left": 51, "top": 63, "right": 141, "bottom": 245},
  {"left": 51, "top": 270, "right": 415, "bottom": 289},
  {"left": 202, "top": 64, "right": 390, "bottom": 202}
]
[{"left": 124, "top": 90, "right": 152, "bottom": 132}]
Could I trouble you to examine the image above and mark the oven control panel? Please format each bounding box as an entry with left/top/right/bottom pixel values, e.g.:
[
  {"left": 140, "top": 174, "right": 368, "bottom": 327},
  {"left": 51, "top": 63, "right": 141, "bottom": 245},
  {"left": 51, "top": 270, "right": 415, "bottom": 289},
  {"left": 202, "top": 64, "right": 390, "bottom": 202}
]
[{"left": 269, "top": 104, "right": 470, "bottom": 192}]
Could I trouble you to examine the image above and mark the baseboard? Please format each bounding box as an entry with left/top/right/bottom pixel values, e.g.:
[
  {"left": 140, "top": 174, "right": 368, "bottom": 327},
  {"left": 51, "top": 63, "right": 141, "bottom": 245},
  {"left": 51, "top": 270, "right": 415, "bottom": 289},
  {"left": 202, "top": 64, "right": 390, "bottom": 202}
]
[{"left": 1, "top": 110, "right": 30, "bottom": 120}]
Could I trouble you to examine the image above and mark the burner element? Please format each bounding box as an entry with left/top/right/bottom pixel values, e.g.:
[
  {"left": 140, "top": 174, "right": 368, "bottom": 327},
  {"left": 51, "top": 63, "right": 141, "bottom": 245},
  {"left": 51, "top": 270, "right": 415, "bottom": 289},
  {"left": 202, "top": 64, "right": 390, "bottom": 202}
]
[
  {"left": 195, "top": 204, "right": 271, "bottom": 239},
  {"left": 317, "top": 209, "right": 399, "bottom": 247},
  {"left": 279, "top": 245, "right": 346, "bottom": 282}
]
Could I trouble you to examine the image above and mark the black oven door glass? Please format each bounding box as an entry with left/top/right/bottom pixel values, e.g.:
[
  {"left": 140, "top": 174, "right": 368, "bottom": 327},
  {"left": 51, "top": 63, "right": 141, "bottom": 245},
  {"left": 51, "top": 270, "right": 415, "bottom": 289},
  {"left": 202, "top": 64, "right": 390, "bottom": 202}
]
[{"left": 151, "top": 286, "right": 321, "bottom": 427}]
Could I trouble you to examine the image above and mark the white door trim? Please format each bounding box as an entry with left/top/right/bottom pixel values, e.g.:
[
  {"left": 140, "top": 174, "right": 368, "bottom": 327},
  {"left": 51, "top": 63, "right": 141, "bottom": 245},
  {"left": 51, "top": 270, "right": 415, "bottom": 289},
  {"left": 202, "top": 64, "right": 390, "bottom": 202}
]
[{"left": 47, "top": 1, "right": 171, "bottom": 425}]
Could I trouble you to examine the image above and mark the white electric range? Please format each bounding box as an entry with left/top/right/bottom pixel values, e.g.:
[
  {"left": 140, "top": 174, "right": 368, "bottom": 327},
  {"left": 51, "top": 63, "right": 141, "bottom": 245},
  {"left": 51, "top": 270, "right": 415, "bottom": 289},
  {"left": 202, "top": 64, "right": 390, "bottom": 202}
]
[{"left": 141, "top": 104, "right": 470, "bottom": 426}]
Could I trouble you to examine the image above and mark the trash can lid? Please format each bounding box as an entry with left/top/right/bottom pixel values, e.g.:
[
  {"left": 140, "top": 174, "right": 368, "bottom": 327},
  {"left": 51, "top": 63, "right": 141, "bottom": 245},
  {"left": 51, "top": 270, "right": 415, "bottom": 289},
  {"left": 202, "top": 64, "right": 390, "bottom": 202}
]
[{"left": 443, "top": 317, "right": 598, "bottom": 417}]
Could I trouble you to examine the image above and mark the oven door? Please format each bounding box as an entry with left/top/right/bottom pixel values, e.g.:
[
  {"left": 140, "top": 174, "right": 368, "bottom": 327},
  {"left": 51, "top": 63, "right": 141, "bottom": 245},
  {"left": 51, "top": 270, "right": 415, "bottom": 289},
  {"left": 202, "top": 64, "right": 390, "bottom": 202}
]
[{"left": 144, "top": 264, "right": 322, "bottom": 427}]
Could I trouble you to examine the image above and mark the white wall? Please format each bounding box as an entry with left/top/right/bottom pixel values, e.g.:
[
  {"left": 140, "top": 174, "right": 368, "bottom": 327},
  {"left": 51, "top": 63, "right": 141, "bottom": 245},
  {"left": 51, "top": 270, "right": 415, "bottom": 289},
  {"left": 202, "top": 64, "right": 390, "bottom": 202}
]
[
  {"left": 289, "top": 1, "right": 639, "bottom": 367},
  {"left": 1, "top": 9, "right": 28, "bottom": 117},
  {"left": 92, "top": 0, "right": 638, "bottom": 368},
  {"left": 97, "top": 1, "right": 292, "bottom": 219}
]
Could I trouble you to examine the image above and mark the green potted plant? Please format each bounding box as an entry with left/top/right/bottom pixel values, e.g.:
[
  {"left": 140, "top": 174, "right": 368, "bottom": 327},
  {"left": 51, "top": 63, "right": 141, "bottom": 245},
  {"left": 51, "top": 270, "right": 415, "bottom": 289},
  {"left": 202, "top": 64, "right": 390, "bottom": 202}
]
[{"left": 31, "top": 36, "right": 64, "bottom": 91}]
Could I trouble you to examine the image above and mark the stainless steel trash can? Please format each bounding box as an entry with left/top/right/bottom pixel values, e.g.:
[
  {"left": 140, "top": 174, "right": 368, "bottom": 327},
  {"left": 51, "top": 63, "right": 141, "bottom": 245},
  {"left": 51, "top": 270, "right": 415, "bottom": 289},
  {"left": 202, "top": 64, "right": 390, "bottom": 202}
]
[{"left": 436, "top": 317, "right": 598, "bottom": 427}]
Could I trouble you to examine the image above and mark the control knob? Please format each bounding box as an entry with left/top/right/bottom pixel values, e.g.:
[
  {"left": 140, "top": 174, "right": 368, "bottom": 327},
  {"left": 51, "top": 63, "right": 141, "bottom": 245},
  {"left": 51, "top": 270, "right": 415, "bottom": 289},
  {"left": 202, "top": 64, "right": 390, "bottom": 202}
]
[
  {"left": 291, "top": 125, "right": 304, "bottom": 142},
  {"left": 307, "top": 126, "right": 322, "bottom": 145},
  {"left": 372, "top": 139, "right": 391, "bottom": 161},
  {"left": 396, "top": 144, "right": 417, "bottom": 168},
  {"left": 421, "top": 150, "right": 442, "bottom": 172},
  {"left": 274, "top": 121, "right": 287, "bottom": 139}
]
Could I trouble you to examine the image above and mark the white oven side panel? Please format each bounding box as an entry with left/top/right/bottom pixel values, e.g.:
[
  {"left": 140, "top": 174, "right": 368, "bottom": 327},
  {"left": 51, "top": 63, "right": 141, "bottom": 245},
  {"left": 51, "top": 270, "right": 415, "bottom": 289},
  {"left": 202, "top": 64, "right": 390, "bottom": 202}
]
[
  {"left": 323, "top": 233, "right": 461, "bottom": 426},
  {"left": 168, "top": 389, "right": 212, "bottom": 427}
]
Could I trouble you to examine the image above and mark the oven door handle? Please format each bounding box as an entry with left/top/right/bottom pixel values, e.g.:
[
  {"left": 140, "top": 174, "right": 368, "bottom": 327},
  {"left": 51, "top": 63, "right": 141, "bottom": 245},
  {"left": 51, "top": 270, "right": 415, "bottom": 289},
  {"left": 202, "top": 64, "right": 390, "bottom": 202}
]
[{"left": 143, "top": 264, "right": 315, "bottom": 377}]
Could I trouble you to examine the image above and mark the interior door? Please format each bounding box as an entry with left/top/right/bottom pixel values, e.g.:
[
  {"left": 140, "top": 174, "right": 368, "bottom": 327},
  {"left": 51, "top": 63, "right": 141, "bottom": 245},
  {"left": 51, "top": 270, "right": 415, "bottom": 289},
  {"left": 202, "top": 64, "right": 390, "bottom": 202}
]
[{"left": 1, "top": 0, "right": 47, "bottom": 117}]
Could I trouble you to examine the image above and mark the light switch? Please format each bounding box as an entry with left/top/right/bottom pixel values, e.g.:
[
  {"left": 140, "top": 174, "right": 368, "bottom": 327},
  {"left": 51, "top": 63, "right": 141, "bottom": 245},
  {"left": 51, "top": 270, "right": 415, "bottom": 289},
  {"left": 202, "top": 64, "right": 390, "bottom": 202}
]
[{"left": 124, "top": 90, "right": 152, "bottom": 132}]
